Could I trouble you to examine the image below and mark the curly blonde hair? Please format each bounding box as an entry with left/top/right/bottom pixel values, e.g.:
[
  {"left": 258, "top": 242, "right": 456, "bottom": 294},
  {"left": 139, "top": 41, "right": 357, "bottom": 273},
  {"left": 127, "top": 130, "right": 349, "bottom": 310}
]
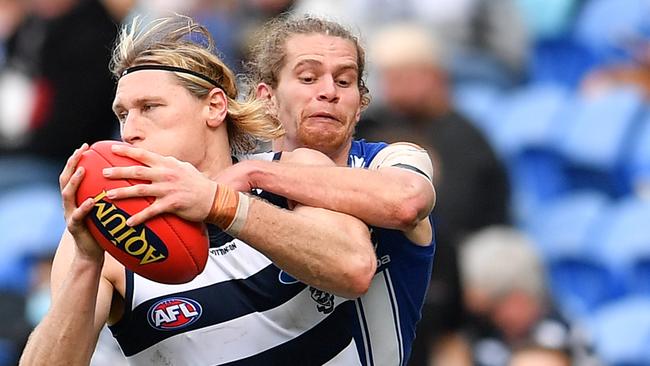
[{"left": 110, "top": 14, "right": 284, "bottom": 153}]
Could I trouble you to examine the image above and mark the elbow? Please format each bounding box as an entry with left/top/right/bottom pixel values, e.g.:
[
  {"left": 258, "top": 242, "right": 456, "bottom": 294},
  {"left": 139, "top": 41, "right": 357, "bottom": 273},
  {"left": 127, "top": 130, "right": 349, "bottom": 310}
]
[
  {"left": 339, "top": 239, "right": 377, "bottom": 299},
  {"left": 394, "top": 204, "right": 423, "bottom": 231},
  {"left": 342, "top": 256, "right": 376, "bottom": 299},
  {"left": 354, "top": 252, "right": 377, "bottom": 296},
  {"left": 394, "top": 177, "right": 436, "bottom": 230},
  {"left": 329, "top": 217, "right": 377, "bottom": 298}
]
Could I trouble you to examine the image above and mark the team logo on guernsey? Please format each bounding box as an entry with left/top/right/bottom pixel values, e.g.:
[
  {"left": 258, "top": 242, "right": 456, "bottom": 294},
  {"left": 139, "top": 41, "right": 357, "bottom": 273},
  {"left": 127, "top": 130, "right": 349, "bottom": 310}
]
[
  {"left": 309, "top": 287, "right": 335, "bottom": 314},
  {"left": 350, "top": 155, "right": 366, "bottom": 168},
  {"left": 147, "top": 297, "right": 202, "bottom": 331}
]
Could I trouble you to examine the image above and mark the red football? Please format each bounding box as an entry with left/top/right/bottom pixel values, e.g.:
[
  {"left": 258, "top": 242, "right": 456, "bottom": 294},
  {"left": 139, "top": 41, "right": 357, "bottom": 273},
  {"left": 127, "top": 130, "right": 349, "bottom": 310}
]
[{"left": 76, "top": 140, "right": 209, "bottom": 284}]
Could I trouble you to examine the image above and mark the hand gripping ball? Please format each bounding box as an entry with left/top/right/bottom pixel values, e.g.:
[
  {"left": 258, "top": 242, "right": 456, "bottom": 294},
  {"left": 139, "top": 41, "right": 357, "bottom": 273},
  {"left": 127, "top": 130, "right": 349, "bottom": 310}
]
[{"left": 76, "top": 141, "right": 209, "bottom": 284}]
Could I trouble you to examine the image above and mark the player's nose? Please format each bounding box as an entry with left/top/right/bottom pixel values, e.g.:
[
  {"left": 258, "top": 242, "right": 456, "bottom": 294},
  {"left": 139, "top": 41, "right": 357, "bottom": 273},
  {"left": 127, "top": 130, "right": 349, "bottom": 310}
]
[
  {"left": 316, "top": 76, "right": 339, "bottom": 103},
  {"left": 121, "top": 111, "right": 144, "bottom": 144}
]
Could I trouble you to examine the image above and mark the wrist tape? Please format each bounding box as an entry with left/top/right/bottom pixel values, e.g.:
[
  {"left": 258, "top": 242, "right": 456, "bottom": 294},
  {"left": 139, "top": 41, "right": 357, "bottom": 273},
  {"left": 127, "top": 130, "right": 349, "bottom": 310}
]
[{"left": 206, "top": 185, "right": 250, "bottom": 236}]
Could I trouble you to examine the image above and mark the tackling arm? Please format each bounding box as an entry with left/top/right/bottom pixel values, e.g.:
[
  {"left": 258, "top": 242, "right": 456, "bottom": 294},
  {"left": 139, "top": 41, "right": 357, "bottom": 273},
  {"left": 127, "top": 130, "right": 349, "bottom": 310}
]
[
  {"left": 234, "top": 197, "right": 376, "bottom": 298},
  {"left": 241, "top": 144, "right": 436, "bottom": 232}
]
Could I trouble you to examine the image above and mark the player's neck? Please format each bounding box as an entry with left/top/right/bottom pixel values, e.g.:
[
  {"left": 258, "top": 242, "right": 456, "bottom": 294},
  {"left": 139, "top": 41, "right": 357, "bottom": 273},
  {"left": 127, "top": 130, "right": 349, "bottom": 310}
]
[{"left": 200, "top": 134, "right": 233, "bottom": 179}]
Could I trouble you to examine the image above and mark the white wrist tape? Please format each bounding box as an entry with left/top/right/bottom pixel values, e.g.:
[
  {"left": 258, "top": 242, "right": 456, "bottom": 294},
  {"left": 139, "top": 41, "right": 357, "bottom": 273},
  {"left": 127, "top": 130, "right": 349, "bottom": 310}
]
[{"left": 223, "top": 192, "right": 251, "bottom": 237}]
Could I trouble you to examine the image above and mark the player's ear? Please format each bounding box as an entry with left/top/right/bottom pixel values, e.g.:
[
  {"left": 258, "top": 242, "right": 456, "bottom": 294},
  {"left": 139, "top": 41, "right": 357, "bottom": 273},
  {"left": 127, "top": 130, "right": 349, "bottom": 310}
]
[
  {"left": 206, "top": 87, "right": 227, "bottom": 128},
  {"left": 256, "top": 83, "right": 278, "bottom": 117},
  {"left": 256, "top": 82, "right": 272, "bottom": 100}
]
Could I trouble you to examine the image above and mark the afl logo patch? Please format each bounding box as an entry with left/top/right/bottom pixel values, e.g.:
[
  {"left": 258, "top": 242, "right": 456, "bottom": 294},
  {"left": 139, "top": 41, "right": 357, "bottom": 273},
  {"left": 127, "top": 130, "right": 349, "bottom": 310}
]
[{"left": 147, "top": 297, "right": 202, "bottom": 331}]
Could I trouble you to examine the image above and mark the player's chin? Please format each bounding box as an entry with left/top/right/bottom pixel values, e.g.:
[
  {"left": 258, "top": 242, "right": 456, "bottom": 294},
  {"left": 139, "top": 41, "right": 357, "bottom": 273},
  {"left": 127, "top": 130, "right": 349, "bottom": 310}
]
[
  {"left": 300, "top": 120, "right": 343, "bottom": 137},
  {"left": 299, "top": 132, "right": 346, "bottom": 153}
]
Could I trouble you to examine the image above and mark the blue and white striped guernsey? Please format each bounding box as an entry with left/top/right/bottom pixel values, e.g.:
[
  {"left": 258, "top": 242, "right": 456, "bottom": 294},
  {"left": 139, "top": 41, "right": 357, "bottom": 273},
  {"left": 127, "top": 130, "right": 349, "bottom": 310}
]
[
  {"left": 240, "top": 140, "right": 436, "bottom": 366},
  {"left": 108, "top": 190, "right": 361, "bottom": 365},
  {"left": 346, "top": 140, "right": 435, "bottom": 366}
]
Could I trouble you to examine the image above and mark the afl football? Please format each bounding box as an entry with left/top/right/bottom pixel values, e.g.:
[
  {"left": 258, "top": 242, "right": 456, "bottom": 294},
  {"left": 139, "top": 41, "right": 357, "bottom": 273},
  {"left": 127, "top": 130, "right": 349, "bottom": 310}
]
[{"left": 76, "top": 140, "right": 209, "bottom": 284}]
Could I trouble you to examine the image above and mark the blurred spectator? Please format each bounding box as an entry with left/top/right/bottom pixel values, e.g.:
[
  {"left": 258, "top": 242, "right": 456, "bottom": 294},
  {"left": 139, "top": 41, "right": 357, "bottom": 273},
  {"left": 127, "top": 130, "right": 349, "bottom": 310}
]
[
  {"left": 235, "top": 0, "right": 296, "bottom": 72},
  {"left": 514, "top": 0, "right": 581, "bottom": 40},
  {"left": 458, "top": 226, "right": 598, "bottom": 366},
  {"left": 24, "top": 253, "right": 54, "bottom": 328},
  {"left": 193, "top": 0, "right": 242, "bottom": 73},
  {"left": 363, "top": 23, "right": 510, "bottom": 250},
  {"left": 575, "top": 0, "right": 650, "bottom": 100},
  {"left": 128, "top": 0, "right": 294, "bottom": 74},
  {"left": 0, "top": 0, "right": 26, "bottom": 67},
  {"left": 132, "top": 0, "right": 200, "bottom": 15},
  {"left": 292, "top": 0, "right": 529, "bottom": 87},
  {"left": 0, "top": 290, "right": 29, "bottom": 366},
  {"left": 0, "top": 0, "right": 131, "bottom": 190},
  {"left": 0, "top": 253, "right": 53, "bottom": 366},
  {"left": 580, "top": 47, "right": 650, "bottom": 101},
  {"left": 127, "top": 0, "right": 243, "bottom": 71},
  {"left": 238, "top": 0, "right": 296, "bottom": 22},
  {"left": 354, "top": 23, "right": 510, "bottom": 366},
  {"left": 509, "top": 344, "right": 572, "bottom": 366}
]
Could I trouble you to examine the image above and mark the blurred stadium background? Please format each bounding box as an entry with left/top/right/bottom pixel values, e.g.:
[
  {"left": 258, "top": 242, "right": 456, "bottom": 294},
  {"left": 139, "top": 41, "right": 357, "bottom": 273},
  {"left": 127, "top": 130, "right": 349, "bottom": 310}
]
[{"left": 1, "top": 0, "right": 650, "bottom": 365}]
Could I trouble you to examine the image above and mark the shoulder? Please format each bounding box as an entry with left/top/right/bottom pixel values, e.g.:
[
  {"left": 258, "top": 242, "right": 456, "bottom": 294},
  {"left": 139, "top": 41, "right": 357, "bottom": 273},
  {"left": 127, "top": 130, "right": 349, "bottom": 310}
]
[
  {"left": 347, "top": 139, "right": 389, "bottom": 168},
  {"left": 368, "top": 142, "right": 434, "bottom": 182},
  {"left": 349, "top": 139, "right": 389, "bottom": 156}
]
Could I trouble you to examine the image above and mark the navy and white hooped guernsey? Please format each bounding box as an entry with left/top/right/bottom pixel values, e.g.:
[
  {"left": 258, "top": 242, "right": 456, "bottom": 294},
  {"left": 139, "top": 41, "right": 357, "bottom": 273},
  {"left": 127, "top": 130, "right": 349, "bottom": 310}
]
[{"left": 108, "top": 190, "right": 361, "bottom": 365}]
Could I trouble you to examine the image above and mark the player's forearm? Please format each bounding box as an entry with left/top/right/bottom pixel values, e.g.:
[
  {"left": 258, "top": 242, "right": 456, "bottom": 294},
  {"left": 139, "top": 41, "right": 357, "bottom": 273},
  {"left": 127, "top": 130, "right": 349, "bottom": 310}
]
[
  {"left": 20, "top": 257, "right": 103, "bottom": 366},
  {"left": 249, "top": 162, "right": 435, "bottom": 230},
  {"left": 235, "top": 198, "right": 376, "bottom": 298}
]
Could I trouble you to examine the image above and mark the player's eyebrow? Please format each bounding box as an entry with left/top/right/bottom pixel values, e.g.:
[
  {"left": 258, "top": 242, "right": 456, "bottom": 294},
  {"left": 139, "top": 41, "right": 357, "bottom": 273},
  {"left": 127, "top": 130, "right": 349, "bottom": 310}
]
[
  {"left": 112, "top": 96, "right": 164, "bottom": 113},
  {"left": 292, "top": 59, "right": 359, "bottom": 75},
  {"left": 292, "top": 59, "right": 323, "bottom": 71}
]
